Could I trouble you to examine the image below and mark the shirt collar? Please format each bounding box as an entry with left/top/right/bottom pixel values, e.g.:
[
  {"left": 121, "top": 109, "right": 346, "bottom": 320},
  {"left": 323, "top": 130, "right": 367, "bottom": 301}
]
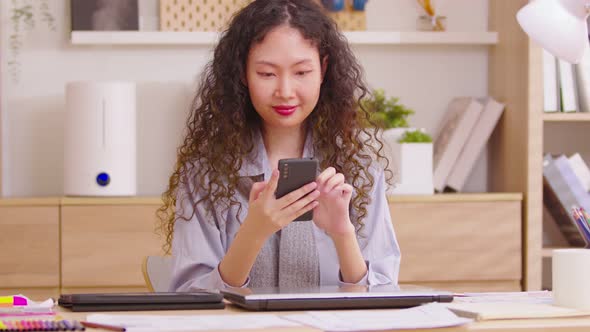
[{"left": 238, "top": 129, "right": 315, "bottom": 178}]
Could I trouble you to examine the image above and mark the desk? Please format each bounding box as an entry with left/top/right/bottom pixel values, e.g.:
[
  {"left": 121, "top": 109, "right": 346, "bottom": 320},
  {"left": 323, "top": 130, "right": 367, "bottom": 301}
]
[{"left": 53, "top": 304, "right": 590, "bottom": 332}]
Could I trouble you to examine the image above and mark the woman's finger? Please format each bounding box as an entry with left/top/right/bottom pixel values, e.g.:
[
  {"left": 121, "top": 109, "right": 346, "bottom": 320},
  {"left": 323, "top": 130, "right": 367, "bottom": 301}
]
[
  {"left": 334, "top": 183, "right": 354, "bottom": 196},
  {"left": 323, "top": 173, "right": 345, "bottom": 193},
  {"left": 276, "top": 181, "right": 317, "bottom": 208},
  {"left": 249, "top": 181, "right": 266, "bottom": 202},
  {"left": 280, "top": 189, "right": 320, "bottom": 220},
  {"left": 263, "top": 169, "right": 280, "bottom": 198},
  {"left": 284, "top": 197, "right": 320, "bottom": 222},
  {"left": 316, "top": 167, "right": 336, "bottom": 187}
]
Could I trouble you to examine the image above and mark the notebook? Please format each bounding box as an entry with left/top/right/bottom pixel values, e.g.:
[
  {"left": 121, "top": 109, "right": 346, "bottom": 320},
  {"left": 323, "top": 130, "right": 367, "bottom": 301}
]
[
  {"left": 221, "top": 285, "right": 453, "bottom": 311},
  {"left": 58, "top": 291, "right": 225, "bottom": 312},
  {"left": 445, "top": 302, "right": 590, "bottom": 321}
]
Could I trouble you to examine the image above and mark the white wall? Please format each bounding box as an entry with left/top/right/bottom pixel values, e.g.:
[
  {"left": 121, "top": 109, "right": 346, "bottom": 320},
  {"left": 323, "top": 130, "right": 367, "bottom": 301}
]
[{"left": 1, "top": 0, "right": 490, "bottom": 197}]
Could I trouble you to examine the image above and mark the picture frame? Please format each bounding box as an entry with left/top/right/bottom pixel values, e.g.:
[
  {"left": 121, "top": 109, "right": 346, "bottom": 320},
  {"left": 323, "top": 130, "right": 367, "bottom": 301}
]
[{"left": 71, "top": 0, "right": 139, "bottom": 31}]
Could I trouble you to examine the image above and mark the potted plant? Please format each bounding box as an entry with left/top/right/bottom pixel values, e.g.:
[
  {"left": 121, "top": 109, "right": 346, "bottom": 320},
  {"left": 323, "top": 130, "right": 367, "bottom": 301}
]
[
  {"left": 392, "top": 129, "right": 434, "bottom": 194},
  {"left": 362, "top": 88, "right": 414, "bottom": 129},
  {"left": 361, "top": 89, "right": 433, "bottom": 194}
]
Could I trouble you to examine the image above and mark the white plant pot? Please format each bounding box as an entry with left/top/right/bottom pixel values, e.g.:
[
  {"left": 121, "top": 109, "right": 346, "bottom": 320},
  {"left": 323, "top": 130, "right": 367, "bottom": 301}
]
[
  {"left": 381, "top": 128, "right": 414, "bottom": 183},
  {"left": 390, "top": 142, "right": 434, "bottom": 195},
  {"left": 376, "top": 128, "right": 434, "bottom": 195}
]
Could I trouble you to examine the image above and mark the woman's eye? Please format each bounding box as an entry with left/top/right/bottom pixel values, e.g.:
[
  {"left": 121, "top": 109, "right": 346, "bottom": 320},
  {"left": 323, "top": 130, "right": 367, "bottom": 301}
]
[
  {"left": 296, "top": 70, "right": 311, "bottom": 76},
  {"left": 258, "top": 72, "right": 275, "bottom": 77}
]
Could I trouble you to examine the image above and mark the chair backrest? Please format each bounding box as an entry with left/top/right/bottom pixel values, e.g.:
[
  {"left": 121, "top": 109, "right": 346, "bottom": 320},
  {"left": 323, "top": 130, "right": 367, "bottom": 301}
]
[{"left": 142, "top": 255, "right": 174, "bottom": 292}]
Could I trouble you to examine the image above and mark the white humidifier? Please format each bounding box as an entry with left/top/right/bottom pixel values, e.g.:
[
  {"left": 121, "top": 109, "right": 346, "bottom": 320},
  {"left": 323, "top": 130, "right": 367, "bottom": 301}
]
[{"left": 64, "top": 81, "right": 137, "bottom": 196}]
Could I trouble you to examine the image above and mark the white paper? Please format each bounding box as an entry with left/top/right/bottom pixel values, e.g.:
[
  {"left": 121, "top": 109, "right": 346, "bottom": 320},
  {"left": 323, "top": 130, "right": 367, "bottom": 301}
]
[
  {"left": 87, "top": 313, "right": 301, "bottom": 331},
  {"left": 453, "top": 291, "right": 553, "bottom": 304},
  {"left": 281, "top": 303, "right": 472, "bottom": 331}
]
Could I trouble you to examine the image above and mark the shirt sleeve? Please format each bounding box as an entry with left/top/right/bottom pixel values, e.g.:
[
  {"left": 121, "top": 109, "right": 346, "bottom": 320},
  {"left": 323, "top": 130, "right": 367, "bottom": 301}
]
[
  {"left": 168, "top": 180, "right": 250, "bottom": 292},
  {"left": 337, "top": 261, "right": 369, "bottom": 286},
  {"left": 343, "top": 167, "right": 401, "bottom": 286}
]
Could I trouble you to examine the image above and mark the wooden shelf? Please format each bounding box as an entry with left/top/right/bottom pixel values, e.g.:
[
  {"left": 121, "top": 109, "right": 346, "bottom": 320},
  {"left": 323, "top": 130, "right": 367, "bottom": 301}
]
[
  {"left": 543, "top": 247, "right": 583, "bottom": 257},
  {"left": 0, "top": 197, "right": 160, "bottom": 206},
  {"left": 61, "top": 197, "right": 162, "bottom": 206},
  {"left": 0, "top": 197, "right": 61, "bottom": 207},
  {"left": 388, "top": 193, "right": 522, "bottom": 203},
  {"left": 70, "top": 31, "right": 498, "bottom": 46},
  {"left": 543, "top": 113, "right": 590, "bottom": 122},
  {"left": 0, "top": 193, "right": 521, "bottom": 206}
]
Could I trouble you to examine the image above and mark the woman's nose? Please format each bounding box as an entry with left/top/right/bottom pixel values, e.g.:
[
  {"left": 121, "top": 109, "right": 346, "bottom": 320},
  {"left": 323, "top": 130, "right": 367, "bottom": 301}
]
[{"left": 275, "top": 76, "right": 295, "bottom": 99}]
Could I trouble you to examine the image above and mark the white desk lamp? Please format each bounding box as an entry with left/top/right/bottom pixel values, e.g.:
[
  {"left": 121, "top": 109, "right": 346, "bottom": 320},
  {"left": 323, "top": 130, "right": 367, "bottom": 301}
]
[{"left": 517, "top": 0, "right": 590, "bottom": 64}]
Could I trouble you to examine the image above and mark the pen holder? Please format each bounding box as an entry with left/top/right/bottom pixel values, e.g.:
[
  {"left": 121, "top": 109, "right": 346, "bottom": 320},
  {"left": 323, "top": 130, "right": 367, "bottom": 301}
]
[{"left": 552, "top": 248, "right": 590, "bottom": 309}]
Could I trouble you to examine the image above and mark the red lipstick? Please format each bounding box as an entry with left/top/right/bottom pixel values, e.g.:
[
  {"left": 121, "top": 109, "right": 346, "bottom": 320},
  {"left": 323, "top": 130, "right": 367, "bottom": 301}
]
[{"left": 272, "top": 105, "right": 297, "bottom": 116}]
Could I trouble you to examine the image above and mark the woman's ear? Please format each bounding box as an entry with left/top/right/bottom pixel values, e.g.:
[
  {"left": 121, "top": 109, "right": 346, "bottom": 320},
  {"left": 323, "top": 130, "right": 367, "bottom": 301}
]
[
  {"left": 321, "top": 56, "right": 328, "bottom": 82},
  {"left": 241, "top": 73, "right": 248, "bottom": 87}
]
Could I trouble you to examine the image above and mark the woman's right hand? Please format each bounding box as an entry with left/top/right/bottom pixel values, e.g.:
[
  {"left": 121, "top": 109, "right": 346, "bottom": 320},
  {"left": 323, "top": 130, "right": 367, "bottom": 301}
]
[{"left": 243, "top": 169, "right": 320, "bottom": 239}]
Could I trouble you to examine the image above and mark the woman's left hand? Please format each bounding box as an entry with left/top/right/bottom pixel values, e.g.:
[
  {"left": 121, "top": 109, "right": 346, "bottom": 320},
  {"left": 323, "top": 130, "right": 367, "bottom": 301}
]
[{"left": 312, "top": 167, "right": 355, "bottom": 237}]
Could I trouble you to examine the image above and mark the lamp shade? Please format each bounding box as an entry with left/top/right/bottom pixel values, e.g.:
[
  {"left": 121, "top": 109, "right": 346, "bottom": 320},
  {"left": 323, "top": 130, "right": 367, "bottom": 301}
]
[{"left": 517, "top": 0, "right": 590, "bottom": 64}]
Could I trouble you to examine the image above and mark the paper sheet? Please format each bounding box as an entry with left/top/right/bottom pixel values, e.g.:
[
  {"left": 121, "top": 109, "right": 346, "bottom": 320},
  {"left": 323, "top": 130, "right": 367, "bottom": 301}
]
[
  {"left": 453, "top": 291, "right": 553, "bottom": 304},
  {"left": 282, "top": 303, "right": 472, "bottom": 331},
  {"left": 87, "top": 313, "right": 301, "bottom": 331},
  {"left": 88, "top": 304, "right": 472, "bottom": 332}
]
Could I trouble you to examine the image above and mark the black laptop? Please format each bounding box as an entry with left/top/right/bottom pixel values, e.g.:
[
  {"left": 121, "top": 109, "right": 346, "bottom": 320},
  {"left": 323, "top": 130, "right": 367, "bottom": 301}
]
[
  {"left": 58, "top": 291, "right": 225, "bottom": 312},
  {"left": 221, "top": 285, "right": 453, "bottom": 311}
]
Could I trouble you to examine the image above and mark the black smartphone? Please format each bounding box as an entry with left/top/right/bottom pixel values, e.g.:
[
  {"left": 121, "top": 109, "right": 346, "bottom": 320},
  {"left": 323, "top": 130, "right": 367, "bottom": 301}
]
[{"left": 275, "top": 158, "right": 319, "bottom": 221}]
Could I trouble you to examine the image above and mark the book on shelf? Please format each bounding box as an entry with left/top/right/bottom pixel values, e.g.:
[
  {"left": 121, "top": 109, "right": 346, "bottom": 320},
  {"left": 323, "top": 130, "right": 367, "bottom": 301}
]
[
  {"left": 574, "top": 48, "right": 590, "bottom": 113},
  {"left": 568, "top": 153, "right": 590, "bottom": 192},
  {"left": 445, "top": 97, "right": 505, "bottom": 192},
  {"left": 543, "top": 49, "right": 560, "bottom": 113},
  {"left": 433, "top": 97, "right": 483, "bottom": 192},
  {"left": 558, "top": 59, "right": 579, "bottom": 113},
  {"left": 543, "top": 154, "right": 590, "bottom": 246}
]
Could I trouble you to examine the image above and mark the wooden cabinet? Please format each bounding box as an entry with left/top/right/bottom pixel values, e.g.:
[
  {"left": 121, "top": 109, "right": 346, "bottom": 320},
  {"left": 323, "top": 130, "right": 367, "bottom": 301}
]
[
  {"left": 391, "top": 194, "right": 522, "bottom": 292},
  {"left": 0, "top": 195, "right": 522, "bottom": 294},
  {"left": 61, "top": 198, "right": 163, "bottom": 290},
  {"left": 0, "top": 199, "right": 60, "bottom": 299}
]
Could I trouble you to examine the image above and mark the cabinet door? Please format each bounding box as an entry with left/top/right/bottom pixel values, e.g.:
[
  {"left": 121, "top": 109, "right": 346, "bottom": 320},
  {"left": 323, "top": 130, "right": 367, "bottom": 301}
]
[
  {"left": 61, "top": 205, "right": 163, "bottom": 287},
  {"left": 391, "top": 200, "right": 521, "bottom": 284},
  {"left": 0, "top": 206, "right": 59, "bottom": 287}
]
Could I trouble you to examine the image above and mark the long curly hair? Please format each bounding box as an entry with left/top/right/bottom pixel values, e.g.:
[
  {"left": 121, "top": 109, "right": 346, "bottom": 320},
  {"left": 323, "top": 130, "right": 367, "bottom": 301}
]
[{"left": 157, "top": 0, "right": 392, "bottom": 254}]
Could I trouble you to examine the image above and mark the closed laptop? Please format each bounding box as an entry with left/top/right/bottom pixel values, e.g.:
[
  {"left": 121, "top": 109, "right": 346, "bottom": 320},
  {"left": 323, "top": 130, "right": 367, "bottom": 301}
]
[
  {"left": 221, "top": 285, "right": 453, "bottom": 311},
  {"left": 59, "top": 291, "right": 225, "bottom": 312}
]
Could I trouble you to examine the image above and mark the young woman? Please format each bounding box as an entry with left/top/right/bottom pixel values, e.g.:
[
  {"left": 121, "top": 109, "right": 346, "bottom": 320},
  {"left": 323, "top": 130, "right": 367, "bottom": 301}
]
[{"left": 159, "top": 0, "right": 400, "bottom": 291}]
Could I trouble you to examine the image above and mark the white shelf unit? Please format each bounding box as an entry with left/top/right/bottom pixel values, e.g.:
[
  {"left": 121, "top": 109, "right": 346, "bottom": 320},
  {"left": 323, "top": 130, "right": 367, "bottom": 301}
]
[{"left": 70, "top": 31, "right": 498, "bottom": 46}]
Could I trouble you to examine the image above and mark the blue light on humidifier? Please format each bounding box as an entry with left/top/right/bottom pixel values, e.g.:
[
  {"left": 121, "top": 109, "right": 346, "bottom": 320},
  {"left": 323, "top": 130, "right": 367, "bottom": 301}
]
[{"left": 96, "top": 172, "right": 110, "bottom": 186}]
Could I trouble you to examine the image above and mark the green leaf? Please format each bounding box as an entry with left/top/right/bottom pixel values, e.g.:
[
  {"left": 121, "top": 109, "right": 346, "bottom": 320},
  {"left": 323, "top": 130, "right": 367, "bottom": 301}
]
[
  {"left": 360, "top": 89, "right": 414, "bottom": 129},
  {"left": 397, "top": 130, "right": 433, "bottom": 143}
]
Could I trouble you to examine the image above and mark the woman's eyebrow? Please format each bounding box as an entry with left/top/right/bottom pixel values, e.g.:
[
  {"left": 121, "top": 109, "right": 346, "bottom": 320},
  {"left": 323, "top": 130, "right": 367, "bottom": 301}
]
[{"left": 254, "top": 59, "right": 313, "bottom": 67}]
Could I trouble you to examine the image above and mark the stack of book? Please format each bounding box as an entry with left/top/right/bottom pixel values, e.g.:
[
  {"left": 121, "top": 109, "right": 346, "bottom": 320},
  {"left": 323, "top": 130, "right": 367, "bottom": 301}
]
[
  {"left": 543, "top": 153, "right": 590, "bottom": 247},
  {"left": 432, "top": 97, "right": 505, "bottom": 192},
  {"left": 543, "top": 49, "right": 590, "bottom": 113}
]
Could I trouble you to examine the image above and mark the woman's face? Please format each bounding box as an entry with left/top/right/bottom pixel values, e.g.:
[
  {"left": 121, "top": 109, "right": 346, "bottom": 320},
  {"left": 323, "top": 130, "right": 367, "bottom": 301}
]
[{"left": 246, "top": 24, "right": 325, "bottom": 132}]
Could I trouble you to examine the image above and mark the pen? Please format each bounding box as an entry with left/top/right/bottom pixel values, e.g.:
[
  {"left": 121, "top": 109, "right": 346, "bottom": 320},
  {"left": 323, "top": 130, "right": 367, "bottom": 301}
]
[
  {"left": 80, "top": 321, "right": 125, "bottom": 332},
  {"left": 580, "top": 207, "right": 590, "bottom": 224}
]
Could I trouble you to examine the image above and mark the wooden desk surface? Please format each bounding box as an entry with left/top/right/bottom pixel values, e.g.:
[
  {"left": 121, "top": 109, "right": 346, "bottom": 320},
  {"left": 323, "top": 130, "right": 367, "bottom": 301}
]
[{"left": 53, "top": 304, "right": 590, "bottom": 332}]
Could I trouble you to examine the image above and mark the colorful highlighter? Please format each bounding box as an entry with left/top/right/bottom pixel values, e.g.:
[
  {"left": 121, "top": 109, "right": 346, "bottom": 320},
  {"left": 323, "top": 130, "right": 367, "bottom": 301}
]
[{"left": 0, "top": 296, "right": 28, "bottom": 307}]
